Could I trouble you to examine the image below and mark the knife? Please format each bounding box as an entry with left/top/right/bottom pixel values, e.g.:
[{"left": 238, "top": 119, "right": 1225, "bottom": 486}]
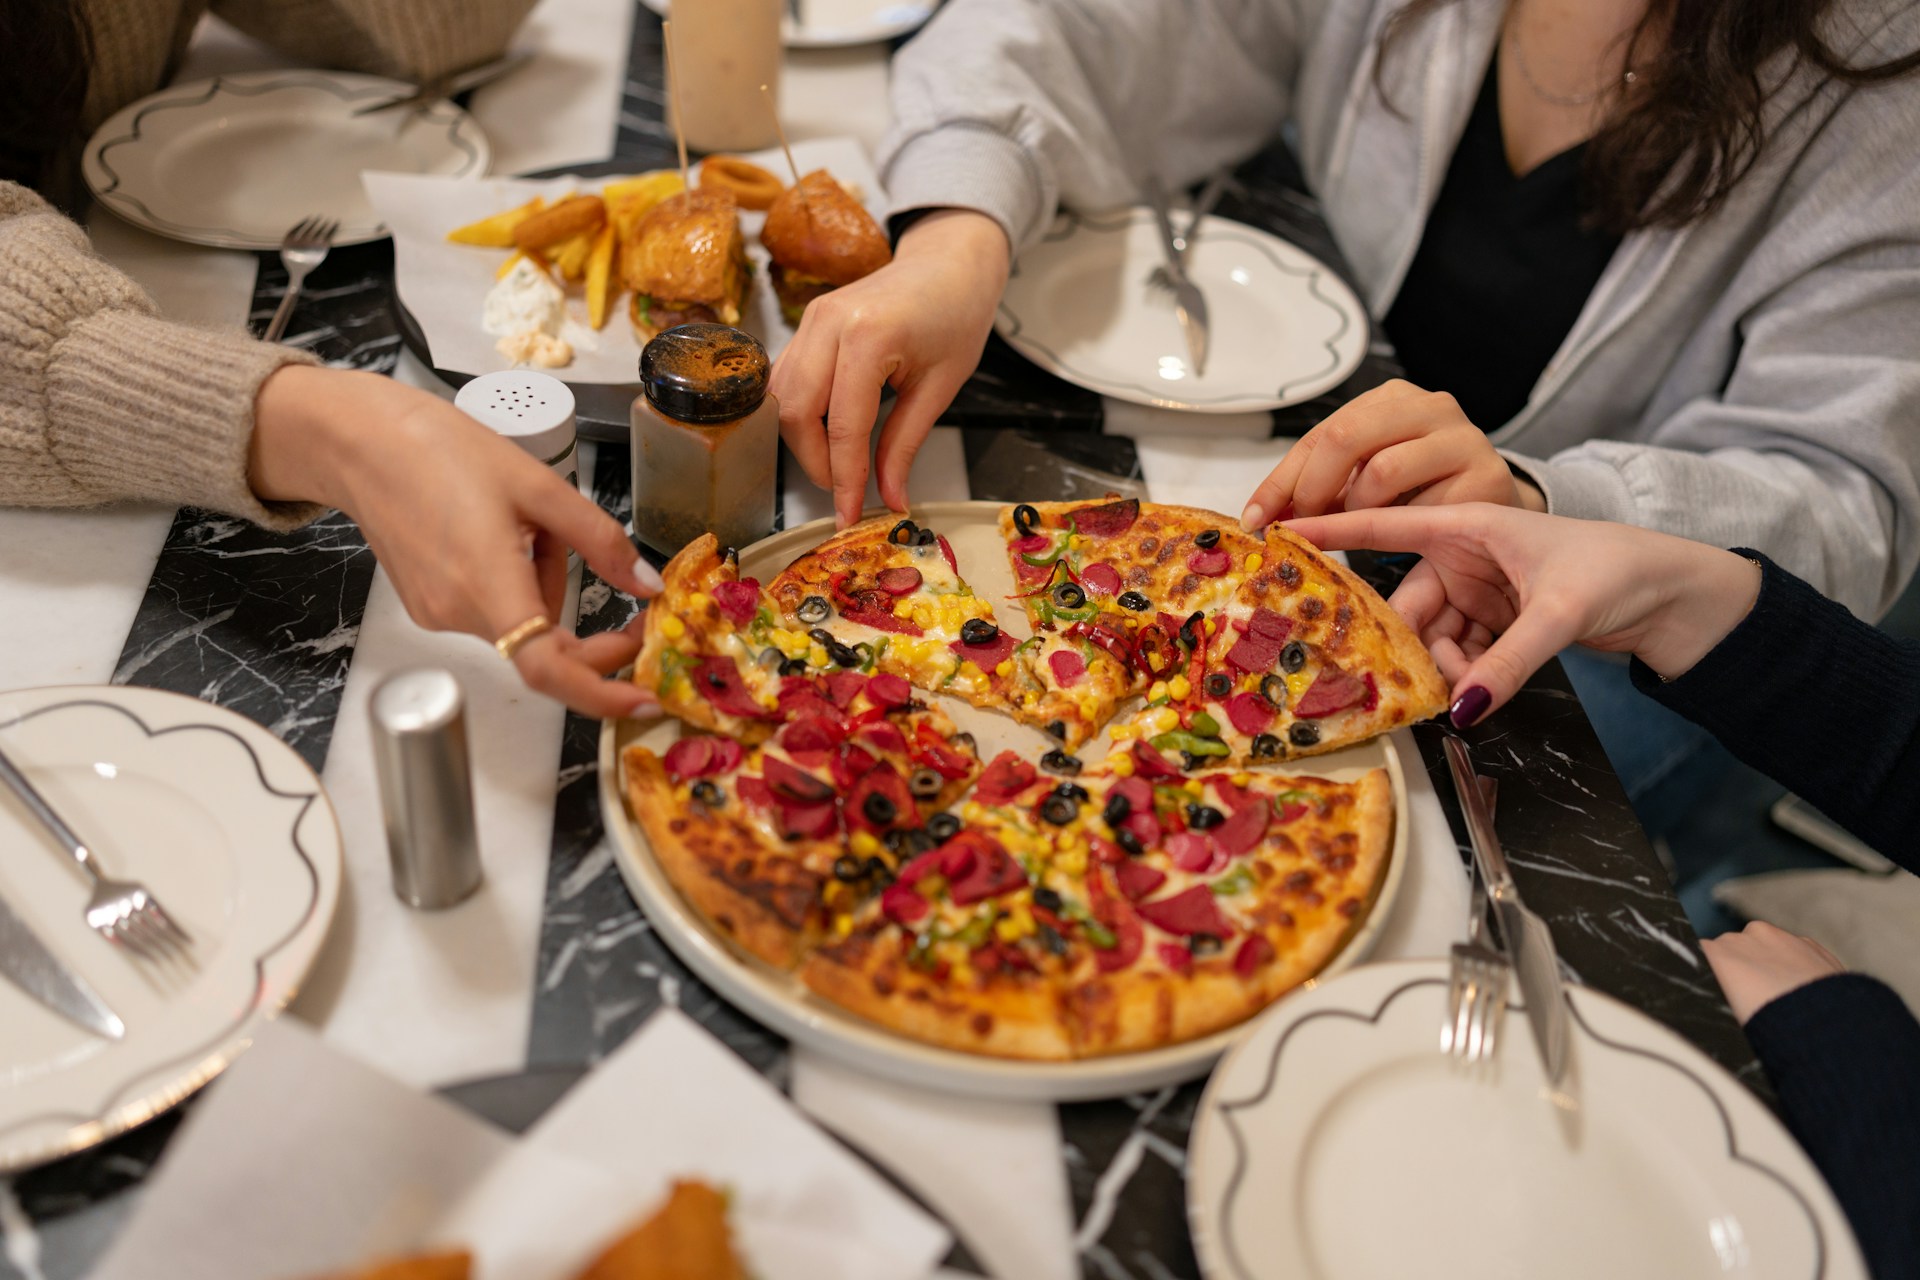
[
  {"left": 1443, "top": 735, "right": 1568, "bottom": 1084},
  {"left": 1143, "top": 179, "right": 1211, "bottom": 378},
  {"left": 351, "top": 50, "right": 534, "bottom": 117},
  {"left": 0, "top": 888, "right": 124, "bottom": 1040}
]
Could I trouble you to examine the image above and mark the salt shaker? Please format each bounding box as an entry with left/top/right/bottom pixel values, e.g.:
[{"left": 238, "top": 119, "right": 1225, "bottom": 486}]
[
  {"left": 369, "top": 668, "right": 484, "bottom": 910},
  {"left": 455, "top": 370, "right": 579, "bottom": 488},
  {"left": 631, "top": 323, "right": 779, "bottom": 555}
]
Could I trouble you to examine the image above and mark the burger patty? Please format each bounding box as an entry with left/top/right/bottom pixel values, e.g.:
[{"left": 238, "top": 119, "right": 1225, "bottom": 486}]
[{"left": 770, "top": 263, "right": 839, "bottom": 323}]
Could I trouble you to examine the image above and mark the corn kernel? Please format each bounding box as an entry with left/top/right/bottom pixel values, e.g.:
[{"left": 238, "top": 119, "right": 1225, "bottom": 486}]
[
  {"left": 894, "top": 599, "right": 914, "bottom": 619},
  {"left": 1246, "top": 553, "right": 1264, "bottom": 573},
  {"left": 1069, "top": 533, "right": 1088, "bottom": 550},
  {"left": 1147, "top": 680, "right": 1169, "bottom": 703},
  {"left": 1205, "top": 618, "right": 1219, "bottom": 635},
  {"left": 1286, "top": 669, "right": 1313, "bottom": 702},
  {"left": 834, "top": 914, "right": 854, "bottom": 939},
  {"left": 659, "top": 615, "right": 687, "bottom": 640},
  {"left": 1169, "top": 674, "right": 1192, "bottom": 701},
  {"left": 1146, "top": 706, "right": 1180, "bottom": 734},
  {"left": 1056, "top": 848, "right": 1087, "bottom": 876},
  {"left": 952, "top": 960, "right": 977, "bottom": 986},
  {"left": 1233, "top": 772, "right": 1253, "bottom": 787},
  {"left": 849, "top": 831, "right": 884, "bottom": 858},
  {"left": 688, "top": 592, "right": 712, "bottom": 613},
  {"left": 1184, "top": 779, "right": 1205, "bottom": 798},
  {"left": 996, "top": 660, "right": 1014, "bottom": 677},
  {"left": 964, "top": 801, "right": 988, "bottom": 822},
  {"left": 1110, "top": 753, "right": 1136, "bottom": 777},
  {"left": 994, "top": 917, "right": 1024, "bottom": 943},
  {"left": 1108, "top": 722, "right": 1137, "bottom": 741},
  {"left": 1010, "top": 901, "right": 1035, "bottom": 932},
  {"left": 809, "top": 643, "right": 830, "bottom": 668}
]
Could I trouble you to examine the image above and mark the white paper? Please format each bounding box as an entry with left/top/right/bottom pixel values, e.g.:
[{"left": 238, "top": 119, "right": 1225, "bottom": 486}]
[
  {"left": 94, "top": 1011, "right": 947, "bottom": 1280},
  {"left": 365, "top": 136, "right": 884, "bottom": 385}
]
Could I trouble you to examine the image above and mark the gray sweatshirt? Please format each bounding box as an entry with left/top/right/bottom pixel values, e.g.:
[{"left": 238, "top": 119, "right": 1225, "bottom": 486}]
[{"left": 878, "top": 0, "right": 1920, "bottom": 618}]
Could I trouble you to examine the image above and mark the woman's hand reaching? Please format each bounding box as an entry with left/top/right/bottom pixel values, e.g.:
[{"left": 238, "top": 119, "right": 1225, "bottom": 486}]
[
  {"left": 1701, "top": 922, "right": 1846, "bottom": 1024},
  {"left": 1283, "top": 504, "right": 1761, "bottom": 726},
  {"left": 249, "top": 366, "right": 662, "bottom": 718}
]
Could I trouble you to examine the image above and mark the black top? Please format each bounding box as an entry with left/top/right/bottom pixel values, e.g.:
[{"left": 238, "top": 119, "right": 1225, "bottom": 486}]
[
  {"left": 1383, "top": 58, "right": 1622, "bottom": 429},
  {"left": 1632, "top": 553, "right": 1920, "bottom": 1279}
]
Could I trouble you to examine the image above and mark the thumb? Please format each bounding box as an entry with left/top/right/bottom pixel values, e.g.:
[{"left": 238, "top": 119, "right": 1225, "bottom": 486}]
[{"left": 1445, "top": 602, "right": 1577, "bottom": 727}]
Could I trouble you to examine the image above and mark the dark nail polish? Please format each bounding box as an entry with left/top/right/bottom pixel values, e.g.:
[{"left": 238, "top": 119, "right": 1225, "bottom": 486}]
[{"left": 1449, "top": 685, "right": 1491, "bottom": 729}]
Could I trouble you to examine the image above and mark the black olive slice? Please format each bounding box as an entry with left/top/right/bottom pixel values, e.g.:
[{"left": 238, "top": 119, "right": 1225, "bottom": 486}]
[
  {"left": 1032, "top": 886, "right": 1064, "bottom": 913},
  {"left": 1039, "top": 749, "right": 1083, "bottom": 776},
  {"left": 914, "top": 527, "right": 939, "bottom": 547},
  {"left": 1288, "top": 722, "right": 1321, "bottom": 748},
  {"left": 1195, "top": 528, "right": 1220, "bottom": 549},
  {"left": 1038, "top": 923, "right": 1069, "bottom": 956},
  {"left": 1189, "top": 933, "right": 1224, "bottom": 957},
  {"left": 908, "top": 767, "right": 944, "bottom": 798},
  {"left": 1250, "top": 733, "right": 1281, "bottom": 759},
  {"left": 1012, "top": 503, "right": 1040, "bottom": 537},
  {"left": 1178, "top": 611, "right": 1204, "bottom": 649},
  {"left": 1051, "top": 582, "right": 1087, "bottom": 610},
  {"left": 1180, "top": 750, "right": 1200, "bottom": 771},
  {"left": 1102, "top": 793, "right": 1131, "bottom": 827},
  {"left": 1186, "top": 803, "right": 1224, "bottom": 830},
  {"left": 1117, "top": 590, "right": 1151, "bottom": 612},
  {"left": 927, "top": 813, "right": 961, "bottom": 842},
  {"left": 952, "top": 732, "right": 977, "bottom": 754},
  {"left": 1204, "top": 672, "right": 1233, "bottom": 699},
  {"left": 1260, "top": 674, "right": 1289, "bottom": 709},
  {"left": 1115, "top": 827, "right": 1145, "bottom": 856},
  {"left": 778, "top": 657, "right": 809, "bottom": 677},
  {"left": 720, "top": 546, "right": 739, "bottom": 566},
  {"left": 862, "top": 792, "right": 899, "bottom": 825},
  {"left": 888, "top": 518, "right": 919, "bottom": 546},
  {"left": 1280, "top": 640, "right": 1308, "bottom": 673},
  {"left": 1040, "top": 794, "right": 1078, "bottom": 826},
  {"left": 691, "top": 780, "right": 724, "bottom": 808},
  {"left": 797, "top": 595, "right": 831, "bottom": 624},
  {"left": 1045, "top": 719, "right": 1068, "bottom": 741},
  {"left": 884, "top": 831, "right": 933, "bottom": 859},
  {"left": 1052, "top": 781, "right": 1091, "bottom": 804},
  {"left": 960, "top": 618, "right": 999, "bottom": 646},
  {"left": 832, "top": 854, "right": 865, "bottom": 882}
]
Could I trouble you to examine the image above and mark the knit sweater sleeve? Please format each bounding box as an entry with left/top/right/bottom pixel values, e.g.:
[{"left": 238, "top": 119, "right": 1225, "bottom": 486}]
[
  {"left": 1628, "top": 552, "right": 1920, "bottom": 862},
  {"left": 0, "top": 182, "right": 321, "bottom": 529},
  {"left": 1743, "top": 974, "right": 1920, "bottom": 1280},
  {"left": 210, "top": 0, "right": 541, "bottom": 84}
]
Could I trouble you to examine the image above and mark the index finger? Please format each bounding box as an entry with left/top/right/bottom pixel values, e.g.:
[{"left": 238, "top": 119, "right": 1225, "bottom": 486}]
[
  {"left": 826, "top": 343, "right": 885, "bottom": 529},
  {"left": 1282, "top": 506, "right": 1466, "bottom": 557}
]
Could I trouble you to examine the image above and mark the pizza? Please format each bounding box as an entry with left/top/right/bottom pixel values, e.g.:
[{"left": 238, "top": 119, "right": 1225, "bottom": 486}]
[{"left": 622, "top": 499, "right": 1443, "bottom": 1059}]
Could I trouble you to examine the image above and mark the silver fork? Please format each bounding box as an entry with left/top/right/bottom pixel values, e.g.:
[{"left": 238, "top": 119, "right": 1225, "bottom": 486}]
[
  {"left": 1147, "top": 171, "right": 1233, "bottom": 294},
  {"left": 0, "top": 744, "right": 196, "bottom": 971},
  {"left": 1443, "top": 777, "right": 1509, "bottom": 1064},
  {"left": 263, "top": 216, "right": 339, "bottom": 343}
]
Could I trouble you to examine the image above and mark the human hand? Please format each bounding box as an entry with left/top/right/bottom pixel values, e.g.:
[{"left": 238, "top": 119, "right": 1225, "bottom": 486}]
[
  {"left": 249, "top": 366, "right": 662, "bottom": 718},
  {"left": 1239, "top": 380, "right": 1547, "bottom": 529},
  {"left": 769, "top": 209, "right": 1010, "bottom": 529},
  {"left": 1701, "top": 921, "right": 1846, "bottom": 1024},
  {"left": 1281, "top": 504, "right": 1761, "bottom": 725}
]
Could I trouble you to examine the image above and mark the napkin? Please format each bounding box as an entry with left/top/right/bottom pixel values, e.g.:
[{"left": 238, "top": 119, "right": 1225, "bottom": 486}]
[
  {"left": 92, "top": 1010, "right": 948, "bottom": 1280},
  {"left": 365, "top": 136, "right": 883, "bottom": 385}
]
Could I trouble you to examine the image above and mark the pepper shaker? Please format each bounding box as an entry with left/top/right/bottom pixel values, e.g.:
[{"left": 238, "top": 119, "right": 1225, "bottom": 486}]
[{"left": 369, "top": 668, "right": 484, "bottom": 910}]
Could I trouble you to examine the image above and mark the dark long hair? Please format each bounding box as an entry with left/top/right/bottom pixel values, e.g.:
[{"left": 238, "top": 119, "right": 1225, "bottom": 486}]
[
  {"left": 1379, "top": 0, "right": 1920, "bottom": 233},
  {"left": 0, "top": 0, "right": 93, "bottom": 203}
]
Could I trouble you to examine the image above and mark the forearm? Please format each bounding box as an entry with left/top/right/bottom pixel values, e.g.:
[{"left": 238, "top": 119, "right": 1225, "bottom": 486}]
[
  {"left": 1743, "top": 975, "right": 1920, "bottom": 1277},
  {"left": 1631, "top": 554, "right": 1920, "bottom": 861},
  {"left": 881, "top": 0, "right": 1300, "bottom": 252}
]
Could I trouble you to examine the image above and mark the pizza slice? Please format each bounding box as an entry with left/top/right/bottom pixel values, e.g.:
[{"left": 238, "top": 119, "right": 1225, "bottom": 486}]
[{"left": 632, "top": 533, "right": 788, "bottom": 742}]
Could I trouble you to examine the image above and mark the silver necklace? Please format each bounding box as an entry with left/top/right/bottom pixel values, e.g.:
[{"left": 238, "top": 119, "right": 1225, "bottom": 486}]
[{"left": 1506, "top": 1, "right": 1640, "bottom": 108}]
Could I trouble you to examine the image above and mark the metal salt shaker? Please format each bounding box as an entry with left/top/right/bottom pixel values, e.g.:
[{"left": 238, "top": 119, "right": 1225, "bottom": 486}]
[{"left": 369, "top": 668, "right": 484, "bottom": 910}]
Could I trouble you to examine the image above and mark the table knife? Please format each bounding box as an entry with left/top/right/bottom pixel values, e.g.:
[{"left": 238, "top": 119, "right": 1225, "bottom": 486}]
[
  {"left": 1144, "top": 180, "right": 1211, "bottom": 377},
  {"left": 351, "top": 51, "right": 533, "bottom": 117},
  {"left": 0, "top": 889, "right": 124, "bottom": 1040},
  {"left": 1443, "top": 735, "right": 1568, "bottom": 1084}
]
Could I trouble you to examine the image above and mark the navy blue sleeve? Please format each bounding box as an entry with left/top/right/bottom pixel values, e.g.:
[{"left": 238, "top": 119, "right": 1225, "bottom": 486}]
[
  {"left": 1743, "top": 974, "right": 1920, "bottom": 1280},
  {"left": 1630, "top": 552, "right": 1920, "bottom": 865}
]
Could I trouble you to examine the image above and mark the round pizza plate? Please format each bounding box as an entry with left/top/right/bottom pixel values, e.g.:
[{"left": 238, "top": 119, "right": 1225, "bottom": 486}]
[{"left": 597, "top": 500, "right": 1410, "bottom": 1102}]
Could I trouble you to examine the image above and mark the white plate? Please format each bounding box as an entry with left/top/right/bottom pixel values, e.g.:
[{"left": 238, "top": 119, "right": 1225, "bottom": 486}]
[
  {"left": 0, "top": 686, "right": 343, "bottom": 1173},
  {"left": 1188, "top": 959, "right": 1865, "bottom": 1280},
  {"left": 640, "top": 0, "right": 937, "bottom": 48},
  {"left": 997, "top": 209, "right": 1369, "bottom": 413},
  {"left": 598, "top": 500, "right": 1410, "bottom": 1101},
  {"left": 83, "top": 71, "right": 490, "bottom": 250}
]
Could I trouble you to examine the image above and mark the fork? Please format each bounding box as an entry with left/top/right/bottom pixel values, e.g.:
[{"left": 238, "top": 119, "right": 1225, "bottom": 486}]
[
  {"left": 0, "top": 744, "right": 196, "bottom": 971},
  {"left": 1146, "top": 170, "right": 1233, "bottom": 294},
  {"left": 263, "top": 216, "right": 339, "bottom": 343},
  {"left": 1442, "top": 777, "right": 1509, "bottom": 1064}
]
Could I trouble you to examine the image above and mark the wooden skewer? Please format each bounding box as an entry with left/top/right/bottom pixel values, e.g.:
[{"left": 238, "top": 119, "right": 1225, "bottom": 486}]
[
  {"left": 663, "top": 19, "right": 691, "bottom": 191},
  {"left": 762, "top": 84, "right": 802, "bottom": 186}
]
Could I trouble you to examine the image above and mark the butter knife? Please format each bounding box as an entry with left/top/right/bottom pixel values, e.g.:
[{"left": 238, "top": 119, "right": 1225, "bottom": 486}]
[
  {"left": 1443, "top": 735, "right": 1569, "bottom": 1084},
  {"left": 0, "top": 889, "right": 124, "bottom": 1039},
  {"left": 1144, "top": 179, "right": 1210, "bottom": 377}
]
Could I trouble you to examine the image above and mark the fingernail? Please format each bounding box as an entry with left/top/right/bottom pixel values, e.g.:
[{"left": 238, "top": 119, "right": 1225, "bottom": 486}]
[
  {"left": 632, "top": 557, "right": 665, "bottom": 595},
  {"left": 1239, "top": 502, "right": 1265, "bottom": 531},
  {"left": 1449, "top": 685, "right": 1491, "bottom": 729}
]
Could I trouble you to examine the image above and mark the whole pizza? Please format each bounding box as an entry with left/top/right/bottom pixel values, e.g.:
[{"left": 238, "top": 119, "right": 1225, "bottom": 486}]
[{"left": 621, "top": 501, "right": 1448, "bottom": 1060}]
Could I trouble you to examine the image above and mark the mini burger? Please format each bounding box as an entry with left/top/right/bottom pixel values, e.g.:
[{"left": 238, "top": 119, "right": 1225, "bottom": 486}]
[
  {"left": 622, "top": 187, "right": 750, "bottom": 340},
  {"left": 758, "top": 169, "right": 892, "bottom": 324}
]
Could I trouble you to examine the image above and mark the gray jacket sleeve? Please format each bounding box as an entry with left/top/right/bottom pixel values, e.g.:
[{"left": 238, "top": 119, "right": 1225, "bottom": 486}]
[
  {"left": 1509, "top": 94, "right": 1920, "bottom": 620},
  {"left": 879, "top": 0, "right": 1317, "bottom": 252}
]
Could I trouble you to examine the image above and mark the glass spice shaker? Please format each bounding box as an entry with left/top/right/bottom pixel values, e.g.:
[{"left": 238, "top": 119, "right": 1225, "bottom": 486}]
[{"left": 631, "top": 323, "right": 779, "bottom": 555}]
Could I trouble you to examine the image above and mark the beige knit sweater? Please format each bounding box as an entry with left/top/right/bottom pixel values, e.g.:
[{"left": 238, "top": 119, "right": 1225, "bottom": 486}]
[{"left": 0, "top": 0, "right": 534, "bottom": 529}]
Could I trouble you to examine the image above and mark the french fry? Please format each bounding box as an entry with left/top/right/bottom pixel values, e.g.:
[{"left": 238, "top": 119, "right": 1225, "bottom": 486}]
[
  {"left": 513, "top": 195, "right": 606, "bottom": 253},
  {"left": 585, "top": 224, "right": 617, "bottom": 329},
  {"left": 554, "top": 231, "right": 595, "bottom": 281},
  {"left": 601, "top": 170, "right": 684, "bottom": 206},
  {"left": 494, "top": 249, "right": 527, "bottom": 280},
  {"left": 446, "top": 196, "right": 545, "bottom": 246}
]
